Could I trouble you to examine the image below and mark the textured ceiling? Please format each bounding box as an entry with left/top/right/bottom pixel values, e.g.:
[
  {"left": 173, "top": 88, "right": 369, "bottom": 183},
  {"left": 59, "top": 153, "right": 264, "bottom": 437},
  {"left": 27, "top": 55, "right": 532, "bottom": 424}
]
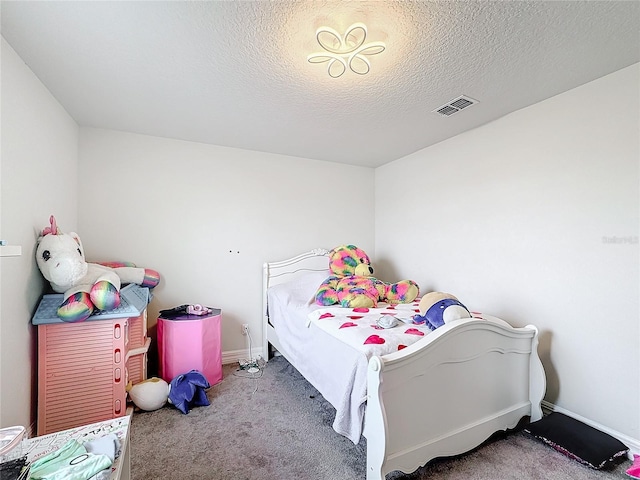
[{"left": 1, "top": 1, "right": 639, "bottom": 168}]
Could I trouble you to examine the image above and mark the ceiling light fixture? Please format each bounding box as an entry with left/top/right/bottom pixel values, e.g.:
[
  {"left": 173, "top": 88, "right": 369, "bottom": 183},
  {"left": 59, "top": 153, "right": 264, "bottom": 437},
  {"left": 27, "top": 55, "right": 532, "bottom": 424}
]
[{"left": 307, "top": 22, "right": 385, "bottom": 78}]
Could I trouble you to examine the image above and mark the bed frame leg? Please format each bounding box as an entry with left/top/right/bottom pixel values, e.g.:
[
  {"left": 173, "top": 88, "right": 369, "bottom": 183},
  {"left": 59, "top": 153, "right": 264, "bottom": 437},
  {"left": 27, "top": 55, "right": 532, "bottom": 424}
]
[{"left": 527, "top": 324, "right": 547, "bottom": 422}]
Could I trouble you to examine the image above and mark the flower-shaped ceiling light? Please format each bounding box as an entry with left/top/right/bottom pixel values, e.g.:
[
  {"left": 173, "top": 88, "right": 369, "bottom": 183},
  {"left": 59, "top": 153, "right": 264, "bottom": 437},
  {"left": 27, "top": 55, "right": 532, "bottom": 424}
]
[{"left": 307, "top": 22, "right": 385, "bottom": 78}]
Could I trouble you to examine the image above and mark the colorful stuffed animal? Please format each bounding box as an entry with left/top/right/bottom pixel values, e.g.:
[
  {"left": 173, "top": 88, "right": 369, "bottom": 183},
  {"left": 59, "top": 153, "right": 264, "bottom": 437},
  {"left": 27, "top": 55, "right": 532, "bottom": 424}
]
[
  {"left": 167, "top": 370, "right": 210, "bottom": 414},
  {"left": 315, "top": 244, "right": 419, "bottom": 308},
  {"left": 413, "top": 291, "right": 471, "bottom": 330},
  {"left": 127, "top": 377, "right": 169, "bottom": 411},
  {"left": 36, "top": 215, "right": 160, "bottom": 322}
]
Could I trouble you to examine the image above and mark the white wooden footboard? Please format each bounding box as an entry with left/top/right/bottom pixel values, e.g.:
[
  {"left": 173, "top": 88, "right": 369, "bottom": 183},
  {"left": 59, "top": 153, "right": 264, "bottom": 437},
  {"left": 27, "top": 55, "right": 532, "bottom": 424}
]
[{"left": 364, "top": 318, "right": 546, "bottom": 480}]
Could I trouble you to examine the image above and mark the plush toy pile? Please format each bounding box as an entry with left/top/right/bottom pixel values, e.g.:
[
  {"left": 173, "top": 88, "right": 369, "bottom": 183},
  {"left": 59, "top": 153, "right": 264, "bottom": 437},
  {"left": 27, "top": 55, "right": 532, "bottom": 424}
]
[
  {"left": 126, "top": 370, "right": 210, "bottom": 414},
  {"left": 315, "top": 244, "right": 419, "bottom": 309},
  {"left": 36, "top": 215, "right": 160, "bottom": 322}
]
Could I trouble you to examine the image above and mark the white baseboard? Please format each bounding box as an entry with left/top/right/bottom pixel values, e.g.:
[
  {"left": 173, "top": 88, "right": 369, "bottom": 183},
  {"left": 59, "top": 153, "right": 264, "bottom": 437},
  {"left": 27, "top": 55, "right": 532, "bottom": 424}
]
[
  {"left": 541, "top": 400, "right": 640, "bottom": 456},
  {"left": 222, "top": 347, "right": 263, "bottom": 366}
]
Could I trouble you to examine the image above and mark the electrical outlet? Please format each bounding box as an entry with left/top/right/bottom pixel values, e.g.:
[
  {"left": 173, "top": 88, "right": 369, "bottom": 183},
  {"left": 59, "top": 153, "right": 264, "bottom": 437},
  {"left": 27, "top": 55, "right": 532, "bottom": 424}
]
[{"left": 241, "top": 323, "right": 249, "bottom": 335}]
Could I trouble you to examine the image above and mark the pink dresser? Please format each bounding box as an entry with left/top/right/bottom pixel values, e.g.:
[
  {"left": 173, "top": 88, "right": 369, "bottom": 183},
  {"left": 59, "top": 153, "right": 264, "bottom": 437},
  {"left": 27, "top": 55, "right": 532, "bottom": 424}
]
[{"left": 33, "top": 285, "right": 150, "bottom": 435}]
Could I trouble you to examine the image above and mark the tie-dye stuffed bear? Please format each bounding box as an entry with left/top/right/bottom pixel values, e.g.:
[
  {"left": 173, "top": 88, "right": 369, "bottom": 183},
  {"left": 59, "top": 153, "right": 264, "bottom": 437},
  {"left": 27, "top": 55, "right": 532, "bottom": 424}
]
[
  {"left": 36, "top": 215, "right": 160, "bottom": 322},
  {"left": 315, "top": 244, "right": 419, "bottom": 308}
]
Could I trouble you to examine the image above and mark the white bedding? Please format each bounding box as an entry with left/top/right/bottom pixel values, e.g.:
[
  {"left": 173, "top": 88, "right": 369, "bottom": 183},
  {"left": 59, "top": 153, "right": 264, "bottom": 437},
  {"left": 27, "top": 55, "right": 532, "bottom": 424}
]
[
  {"left": 307, "top": 302, "right": 435, "bottom": 359},
  {"left": 266, "top": 272, "right": 498, "bottom": 444},
  {"left": 266, "top": 271, "right": 371, "bottom": 443}
]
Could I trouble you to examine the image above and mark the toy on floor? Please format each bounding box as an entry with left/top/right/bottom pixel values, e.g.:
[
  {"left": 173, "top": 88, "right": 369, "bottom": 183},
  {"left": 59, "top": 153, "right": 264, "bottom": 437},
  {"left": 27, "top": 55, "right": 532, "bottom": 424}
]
[
  {"left": 127, "top": 377, "right": 169, "bottom": 411},
  {"left": 168, "top": 370, "right": 211, "bottom": 414},
  {"left": 315, "top": 244, "right": 419, "bottom": 308},
  {"left": 36, "top": 215, "right": 161, "bottom": 322},
  {"left": 627, "top": 454, "right": 640, "bottom": 479},
  {"left": 413, "top": 292, "right": 471, "bottom": 330}
]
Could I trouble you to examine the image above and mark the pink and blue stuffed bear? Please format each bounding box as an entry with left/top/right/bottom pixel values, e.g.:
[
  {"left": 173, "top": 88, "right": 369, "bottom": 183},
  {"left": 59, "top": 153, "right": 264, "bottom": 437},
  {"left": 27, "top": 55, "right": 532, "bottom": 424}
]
[
  {"left": 36, "top": 215, "right": 160, "bottom": 322},
  {"left": 315, "top": 244, "right": 419, "bottom": 308}
]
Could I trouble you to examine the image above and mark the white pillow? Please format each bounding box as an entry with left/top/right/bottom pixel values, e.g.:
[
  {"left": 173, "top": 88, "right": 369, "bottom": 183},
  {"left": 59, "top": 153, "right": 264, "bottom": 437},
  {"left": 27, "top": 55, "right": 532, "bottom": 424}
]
[{"left": 268, "top": 270, "right": 330, "bottom": 306}]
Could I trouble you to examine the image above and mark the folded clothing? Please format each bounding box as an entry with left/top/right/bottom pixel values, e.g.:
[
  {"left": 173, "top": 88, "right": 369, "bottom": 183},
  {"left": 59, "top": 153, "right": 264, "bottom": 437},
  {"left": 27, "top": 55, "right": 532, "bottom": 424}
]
[
  {"left": 0, "top": 455, "right": 28, "bottom": 479},
  {"left": 29, "top": 439, "right": 112, "bottom": 480},
  {"left": 83, "top": 433, "right": 120, "bottom": 463}
]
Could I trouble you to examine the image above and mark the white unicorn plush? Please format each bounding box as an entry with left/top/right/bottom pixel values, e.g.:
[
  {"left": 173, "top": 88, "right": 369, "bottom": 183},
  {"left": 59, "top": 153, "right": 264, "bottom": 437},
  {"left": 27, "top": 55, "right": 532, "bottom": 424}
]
[{"left": 36, "top": 215, "right": 160, "bottom": 322}]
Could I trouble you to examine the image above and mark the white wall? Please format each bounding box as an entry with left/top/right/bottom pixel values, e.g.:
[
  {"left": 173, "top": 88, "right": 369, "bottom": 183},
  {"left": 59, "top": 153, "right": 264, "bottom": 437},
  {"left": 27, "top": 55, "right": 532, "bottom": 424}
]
[
  {"left": 77, "top": 128, "right": 375, "bottom": 367},
  {"left": 0, "top": 37, "right": 79, "bottom": 430},
  {"left": 375, "top": 64, "right": 639, "bottom": 442}
]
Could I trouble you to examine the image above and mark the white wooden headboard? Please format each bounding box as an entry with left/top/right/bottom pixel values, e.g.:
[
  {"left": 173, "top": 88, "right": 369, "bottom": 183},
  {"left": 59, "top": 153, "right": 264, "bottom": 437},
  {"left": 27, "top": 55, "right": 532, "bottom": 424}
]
[
  {"left": 262, "top": 248, "right": 330, "bottom": 290},
  {"left": 261, "top": 248, "right": 329, "bottom": 357}
]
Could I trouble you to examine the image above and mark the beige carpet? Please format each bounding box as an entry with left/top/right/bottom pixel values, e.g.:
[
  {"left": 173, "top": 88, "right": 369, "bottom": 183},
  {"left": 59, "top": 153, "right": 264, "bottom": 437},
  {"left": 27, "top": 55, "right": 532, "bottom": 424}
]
[{"left": 130, "top": 356, "right": 632, "bottom": 479}]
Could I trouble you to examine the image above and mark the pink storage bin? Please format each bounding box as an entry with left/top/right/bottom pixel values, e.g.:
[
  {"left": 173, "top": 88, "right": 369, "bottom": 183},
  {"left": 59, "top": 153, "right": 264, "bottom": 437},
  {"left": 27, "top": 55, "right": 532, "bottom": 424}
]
[{"left": 157, "top": 309, "right": 222, "bottom": 386}]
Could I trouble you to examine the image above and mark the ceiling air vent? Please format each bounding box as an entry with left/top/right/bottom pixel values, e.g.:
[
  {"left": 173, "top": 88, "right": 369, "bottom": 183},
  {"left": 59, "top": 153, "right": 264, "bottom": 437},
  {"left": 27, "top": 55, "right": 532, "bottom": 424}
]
[{"left": 433, "top": 95, "right": 478, "bottom": 116}]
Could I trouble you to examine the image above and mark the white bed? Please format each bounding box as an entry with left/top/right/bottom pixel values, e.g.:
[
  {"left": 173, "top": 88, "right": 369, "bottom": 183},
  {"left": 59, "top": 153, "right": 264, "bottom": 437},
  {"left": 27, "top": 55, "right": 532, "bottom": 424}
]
[{"left": 262, "top": 249, "right": 546, "bottom": 480}]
